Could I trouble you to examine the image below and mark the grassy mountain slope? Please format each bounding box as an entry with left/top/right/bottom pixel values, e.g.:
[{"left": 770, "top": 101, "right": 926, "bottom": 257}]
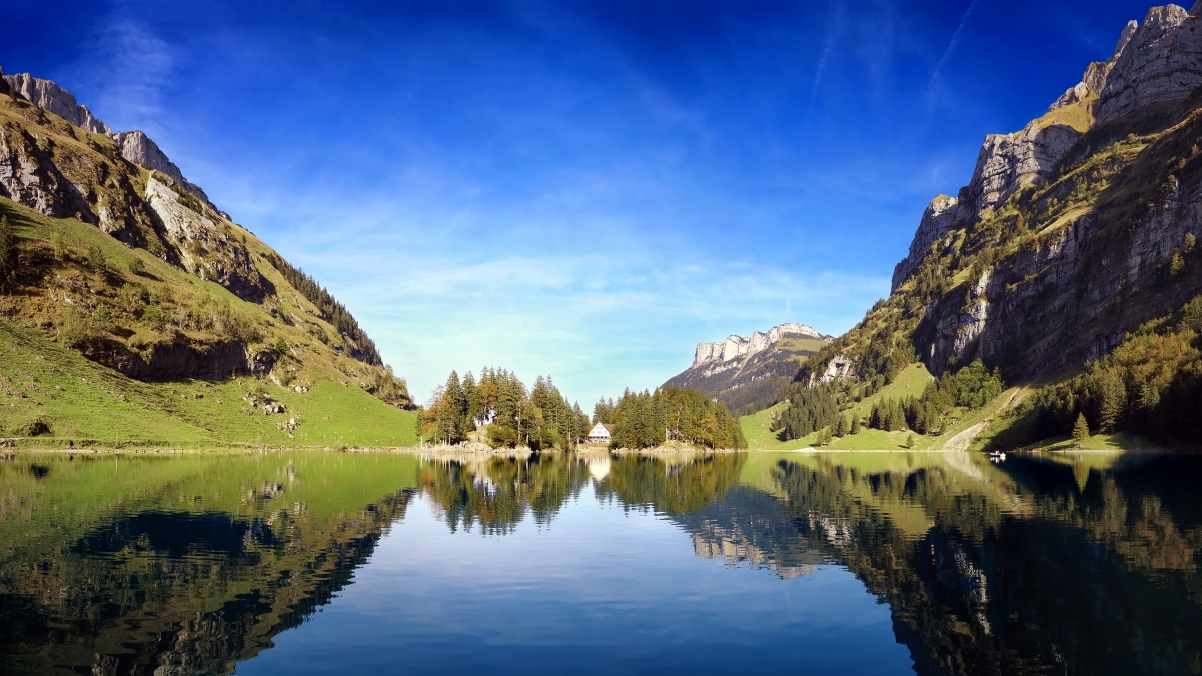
[{"left": 0, "top": 80, "right": 417, "bottom": 447}]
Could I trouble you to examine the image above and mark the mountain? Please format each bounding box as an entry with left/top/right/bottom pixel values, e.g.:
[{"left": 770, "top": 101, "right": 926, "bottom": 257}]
[
  {"left": 665, "top": 322, "right": 832, "bottom": 413},
  {"left": 0, "top": 68, "right": 416, "bottom": 447},
  {"left": 795, "top": 2, "right": 1202, "bottom": 449}
]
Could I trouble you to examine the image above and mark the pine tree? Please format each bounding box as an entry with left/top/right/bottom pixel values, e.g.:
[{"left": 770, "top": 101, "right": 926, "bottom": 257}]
[
  {"left": 836, "top": 414, "right": 850, "bottom": 437},
  {"left": 1072, "top": 413, "right": 1090, "bottom": 449},
  {"left": 850, "top": 413, "right": 861, "bottom": 434},
  {"left": 906, "top": 432, "right": 915, "bottom": 449}
]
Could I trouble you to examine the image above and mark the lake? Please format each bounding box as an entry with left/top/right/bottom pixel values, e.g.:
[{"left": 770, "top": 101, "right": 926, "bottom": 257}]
[{"left": 1, "top": 449, "right": 1200, "bottom": 675}]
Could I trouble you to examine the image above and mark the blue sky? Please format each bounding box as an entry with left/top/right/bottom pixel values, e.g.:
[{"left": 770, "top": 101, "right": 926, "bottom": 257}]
[{"left": 6, "top": 0, "right": 1154, "bottom": 407}]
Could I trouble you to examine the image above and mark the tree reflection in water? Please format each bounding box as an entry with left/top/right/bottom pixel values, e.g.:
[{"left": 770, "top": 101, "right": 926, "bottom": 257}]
[{"left": 2, "top": 449, "right": 1201, "bottom": 676}]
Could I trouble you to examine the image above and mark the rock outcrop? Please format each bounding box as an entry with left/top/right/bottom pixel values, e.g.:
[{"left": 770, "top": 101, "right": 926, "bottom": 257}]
[
  {"left": 113, "top": 130, "right": 212, "bottom": 205},
  {"left": 2, "top": 71, "right": 111, "bottom": 134},
  {"left": 693, "top": 322, "right": 824, "bottom": 366},
  {"left": 667, "top": 323, "right": 832, "bottom": 411},
  {"left": 80, "top": 337, "right": 277, "bottom": 380},
  {"left": 144, "top": 176, "right": 266, "bottom": 301},
  {"left": 1097, "top": 4, "right": 1202, "bottom": 124},
  {"left": 891, "top": 12, "right": 1160, "bottom": 293},
  {"left": 1049, "top": 20, "right": 1137, "bottom": 115},
  {"left": 883, "top": 3, "right": 1202, "bottom": 380},
  {"left": 890, "top": 114, "right": 1082, "bottom": 292}
]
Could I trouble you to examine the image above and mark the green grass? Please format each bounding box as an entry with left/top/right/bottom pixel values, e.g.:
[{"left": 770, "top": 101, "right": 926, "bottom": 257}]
[
  {"left": 740, "top": 364, "right": 937, "bottom": 451},
  {"left": 0, "top": 159, "right": 419, "bottom": 449},
  {"left": 775, "top": 336, "right": 830, "bottom": 362},
  {"left": 740, "top": 402, "right": 805, "bottom": 450},
  {"left": 0, "top": 314, "right": 417, "bottom": 448},
  {"left": 737, "top": 364, "right": 1033, "bottom": 451}
]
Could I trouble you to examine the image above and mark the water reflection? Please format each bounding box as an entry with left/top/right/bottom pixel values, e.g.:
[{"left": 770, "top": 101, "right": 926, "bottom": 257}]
[
  {"left": 0, "top": 452, "right": 420, "bottom": 675},
  {"left": 1, "top": 449, "right": 1200, "bottom": 675}
]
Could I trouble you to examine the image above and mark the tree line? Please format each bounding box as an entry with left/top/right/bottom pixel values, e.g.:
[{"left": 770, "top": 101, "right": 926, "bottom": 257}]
[
  {"left": 601, "top": 386, "right": 746, "bottom": 450},
  {"left": 262, "top": 251, "right": 381, "bottom": 365},
  {"left": 419, "top": 372, "right": 746, "bottom": 450},
  {"left": 418, "top": 368, "right": 591, "bottom": 450},
  {"left": 1011, "top": 295, "right": 1202, "bottom": 446}
]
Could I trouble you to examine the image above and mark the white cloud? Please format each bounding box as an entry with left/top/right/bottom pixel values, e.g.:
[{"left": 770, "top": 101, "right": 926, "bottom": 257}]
[{"left": 68, "top": 16, "right": 175, "bottom": 131}]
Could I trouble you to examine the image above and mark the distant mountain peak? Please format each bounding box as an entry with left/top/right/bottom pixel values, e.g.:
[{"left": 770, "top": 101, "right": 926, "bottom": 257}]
[{"left": 692, "top": 322, "right": 826, "bottom": 367}]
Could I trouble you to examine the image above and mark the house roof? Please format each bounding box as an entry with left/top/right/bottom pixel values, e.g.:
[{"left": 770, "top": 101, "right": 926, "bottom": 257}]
[{"left": 588, "top": 422, "right": 613, "bottom": 436}]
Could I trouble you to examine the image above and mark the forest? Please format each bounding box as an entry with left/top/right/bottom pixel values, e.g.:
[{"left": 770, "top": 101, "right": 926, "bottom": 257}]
[
  {"left": 419, "top": 372, "right": 745, "bottom": 450},
  {"left": 595, "top": 386, "right": 746, "bottom": 450},
  {"left": 417, "top": 368, "right": 591, "bottom": 450},
  {"left": 262, "top": 251, "right": 381, "bottom": 365},
  {"left": 772, "top": 359, "right": 1004, "bottom": 443},
  {"left": 1002, "top": 294, "right": 1202, "bottom": 447}
]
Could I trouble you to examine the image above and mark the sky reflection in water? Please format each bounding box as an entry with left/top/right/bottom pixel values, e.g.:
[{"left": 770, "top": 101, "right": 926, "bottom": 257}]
[{"left": 1, "top": 450, "right": 1200, "bottom": 675}]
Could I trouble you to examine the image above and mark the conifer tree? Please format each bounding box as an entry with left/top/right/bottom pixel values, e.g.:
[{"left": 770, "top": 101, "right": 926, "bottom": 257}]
[
  {"left": 850, "top": 413, "right": 861, "bottom": 434},
  {"left": 836, "top": 414, "right": 850, "bottom": 437},
  {"left": 1072, "top": 413, "right": 1090, "bottom": 449}
]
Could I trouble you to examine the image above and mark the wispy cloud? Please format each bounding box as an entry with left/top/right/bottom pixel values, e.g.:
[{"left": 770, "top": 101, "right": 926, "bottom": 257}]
[
  {"left": 71, "top": 17, "right": 174, "bottom": 130},
  {"left": 925, "top": 0, "right": 982, "bottom": 105},
  {"left": 809, "top": 0, "right": 847, "bottom": 107}
]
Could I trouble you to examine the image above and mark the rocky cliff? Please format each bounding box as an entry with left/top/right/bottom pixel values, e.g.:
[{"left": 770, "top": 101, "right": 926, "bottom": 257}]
[
  {"left": 667, "top": 323, "right": 831, "bottom": 412},
  {"left": 0, "top": 68, "right": 405, "bottom": 404},
  {"left": 3, "top": 72, "right": 110, "bottom": 134},
  {"left": 820, "top": 2, "right": 1202, "bottom": 390},
  {"left": 692, "top": 322, "right": 824, "bottom": 366}
]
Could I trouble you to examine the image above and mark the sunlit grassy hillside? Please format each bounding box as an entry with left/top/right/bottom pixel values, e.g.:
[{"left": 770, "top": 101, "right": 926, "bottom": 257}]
[{"left": 0, "top": 198, "right": 417, "bottom": 448}]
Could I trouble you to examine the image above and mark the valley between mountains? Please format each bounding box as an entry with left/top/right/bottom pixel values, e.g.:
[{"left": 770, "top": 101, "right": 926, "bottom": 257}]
[{"left": 3, "top": 1, "right": 1202, "bottom": 452}]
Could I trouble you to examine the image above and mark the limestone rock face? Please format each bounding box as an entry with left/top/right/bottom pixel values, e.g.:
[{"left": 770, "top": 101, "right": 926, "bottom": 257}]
[
  {"left": 144, "top": 176, "right": 266, "bottom": 302},
  {"left": 889, "top": 118, "right": 1081, "bottom": 293},
  {"left": 3, "top": 72, "right": 111, "bottom": 135},
  {"left": 890, "top": 16, "right": 1148, "bottom": 294},
  {"left": 1097, "top": 5, "right": 1202, "bottom": 123},
  {"left": 892, "top": 195, "right": 964, "bottom": 291},
  {"left": 693, "top": 322, "right": 823, "bottom": 366},
  {"left": 1049, "top": 21, "right": 1137, "bottom": 114},
  {"left": 817, "top": 354, "right": 855, "bottom": 385},
  {"left": 2, "top": 71, "right": 213, "bottom": 208},
  {"left": 113, "top": 130, "right": 211, "bottom": 205},
  {"left": 969, "top": 122, "right": 1082, "bottom": 217}
]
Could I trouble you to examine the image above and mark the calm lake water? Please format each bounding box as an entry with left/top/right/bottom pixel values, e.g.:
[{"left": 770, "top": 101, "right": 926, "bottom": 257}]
[{"left": 1, "top": 450, "right": 1201, "bottom": 675}]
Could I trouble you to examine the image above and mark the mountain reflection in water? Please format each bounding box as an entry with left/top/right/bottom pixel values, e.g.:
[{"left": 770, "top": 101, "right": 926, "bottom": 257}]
[{"left": 0, "top": 449, "right": 1200, "bottom": 675}]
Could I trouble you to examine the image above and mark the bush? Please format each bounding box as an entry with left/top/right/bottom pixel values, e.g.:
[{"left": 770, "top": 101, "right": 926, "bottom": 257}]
[
  {"left": 142, "top": 304, "right": 167, "bottom": 331},
  {"left": 50, "top": 232, "right": 66, "bottom": 262},
  {"left": 127, "top": 256, "right": 145, "bottom": 275},
  {"left": 86, "top": 243, "right": 106, "bottom": 274},
  {"left": 58, "top": 306, "right": 87, "bottom": 346},
  {"left": 15, "top": 417, "right": 51, "bottom": 436}
]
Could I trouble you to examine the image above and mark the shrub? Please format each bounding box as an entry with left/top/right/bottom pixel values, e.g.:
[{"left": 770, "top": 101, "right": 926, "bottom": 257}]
[
  {"left": 58, "top": 306, "right": 87, "bottom": 346},
  {"left": 50, "top": 232, "right": 66, "bottom": 262},
  {"left": 127, "top": 256, "right": 145, "bottom": 275},
  {"left": 94, "top": 306, "right": 112, "bottom": 331},
  {"left": 86, "top": 243, "right": 106, "bottom": 274},
  {"left": 141, "top": 305, "right": 167, "bottom": 331},
  {"left": 15, "top": 417, "right": 50, "bottom": 436}
]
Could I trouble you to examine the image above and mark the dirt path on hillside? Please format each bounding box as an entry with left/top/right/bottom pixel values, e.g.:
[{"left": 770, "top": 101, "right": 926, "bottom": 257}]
[{"left": 940, "top": 422, "right": 987, "bottom": 452}]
